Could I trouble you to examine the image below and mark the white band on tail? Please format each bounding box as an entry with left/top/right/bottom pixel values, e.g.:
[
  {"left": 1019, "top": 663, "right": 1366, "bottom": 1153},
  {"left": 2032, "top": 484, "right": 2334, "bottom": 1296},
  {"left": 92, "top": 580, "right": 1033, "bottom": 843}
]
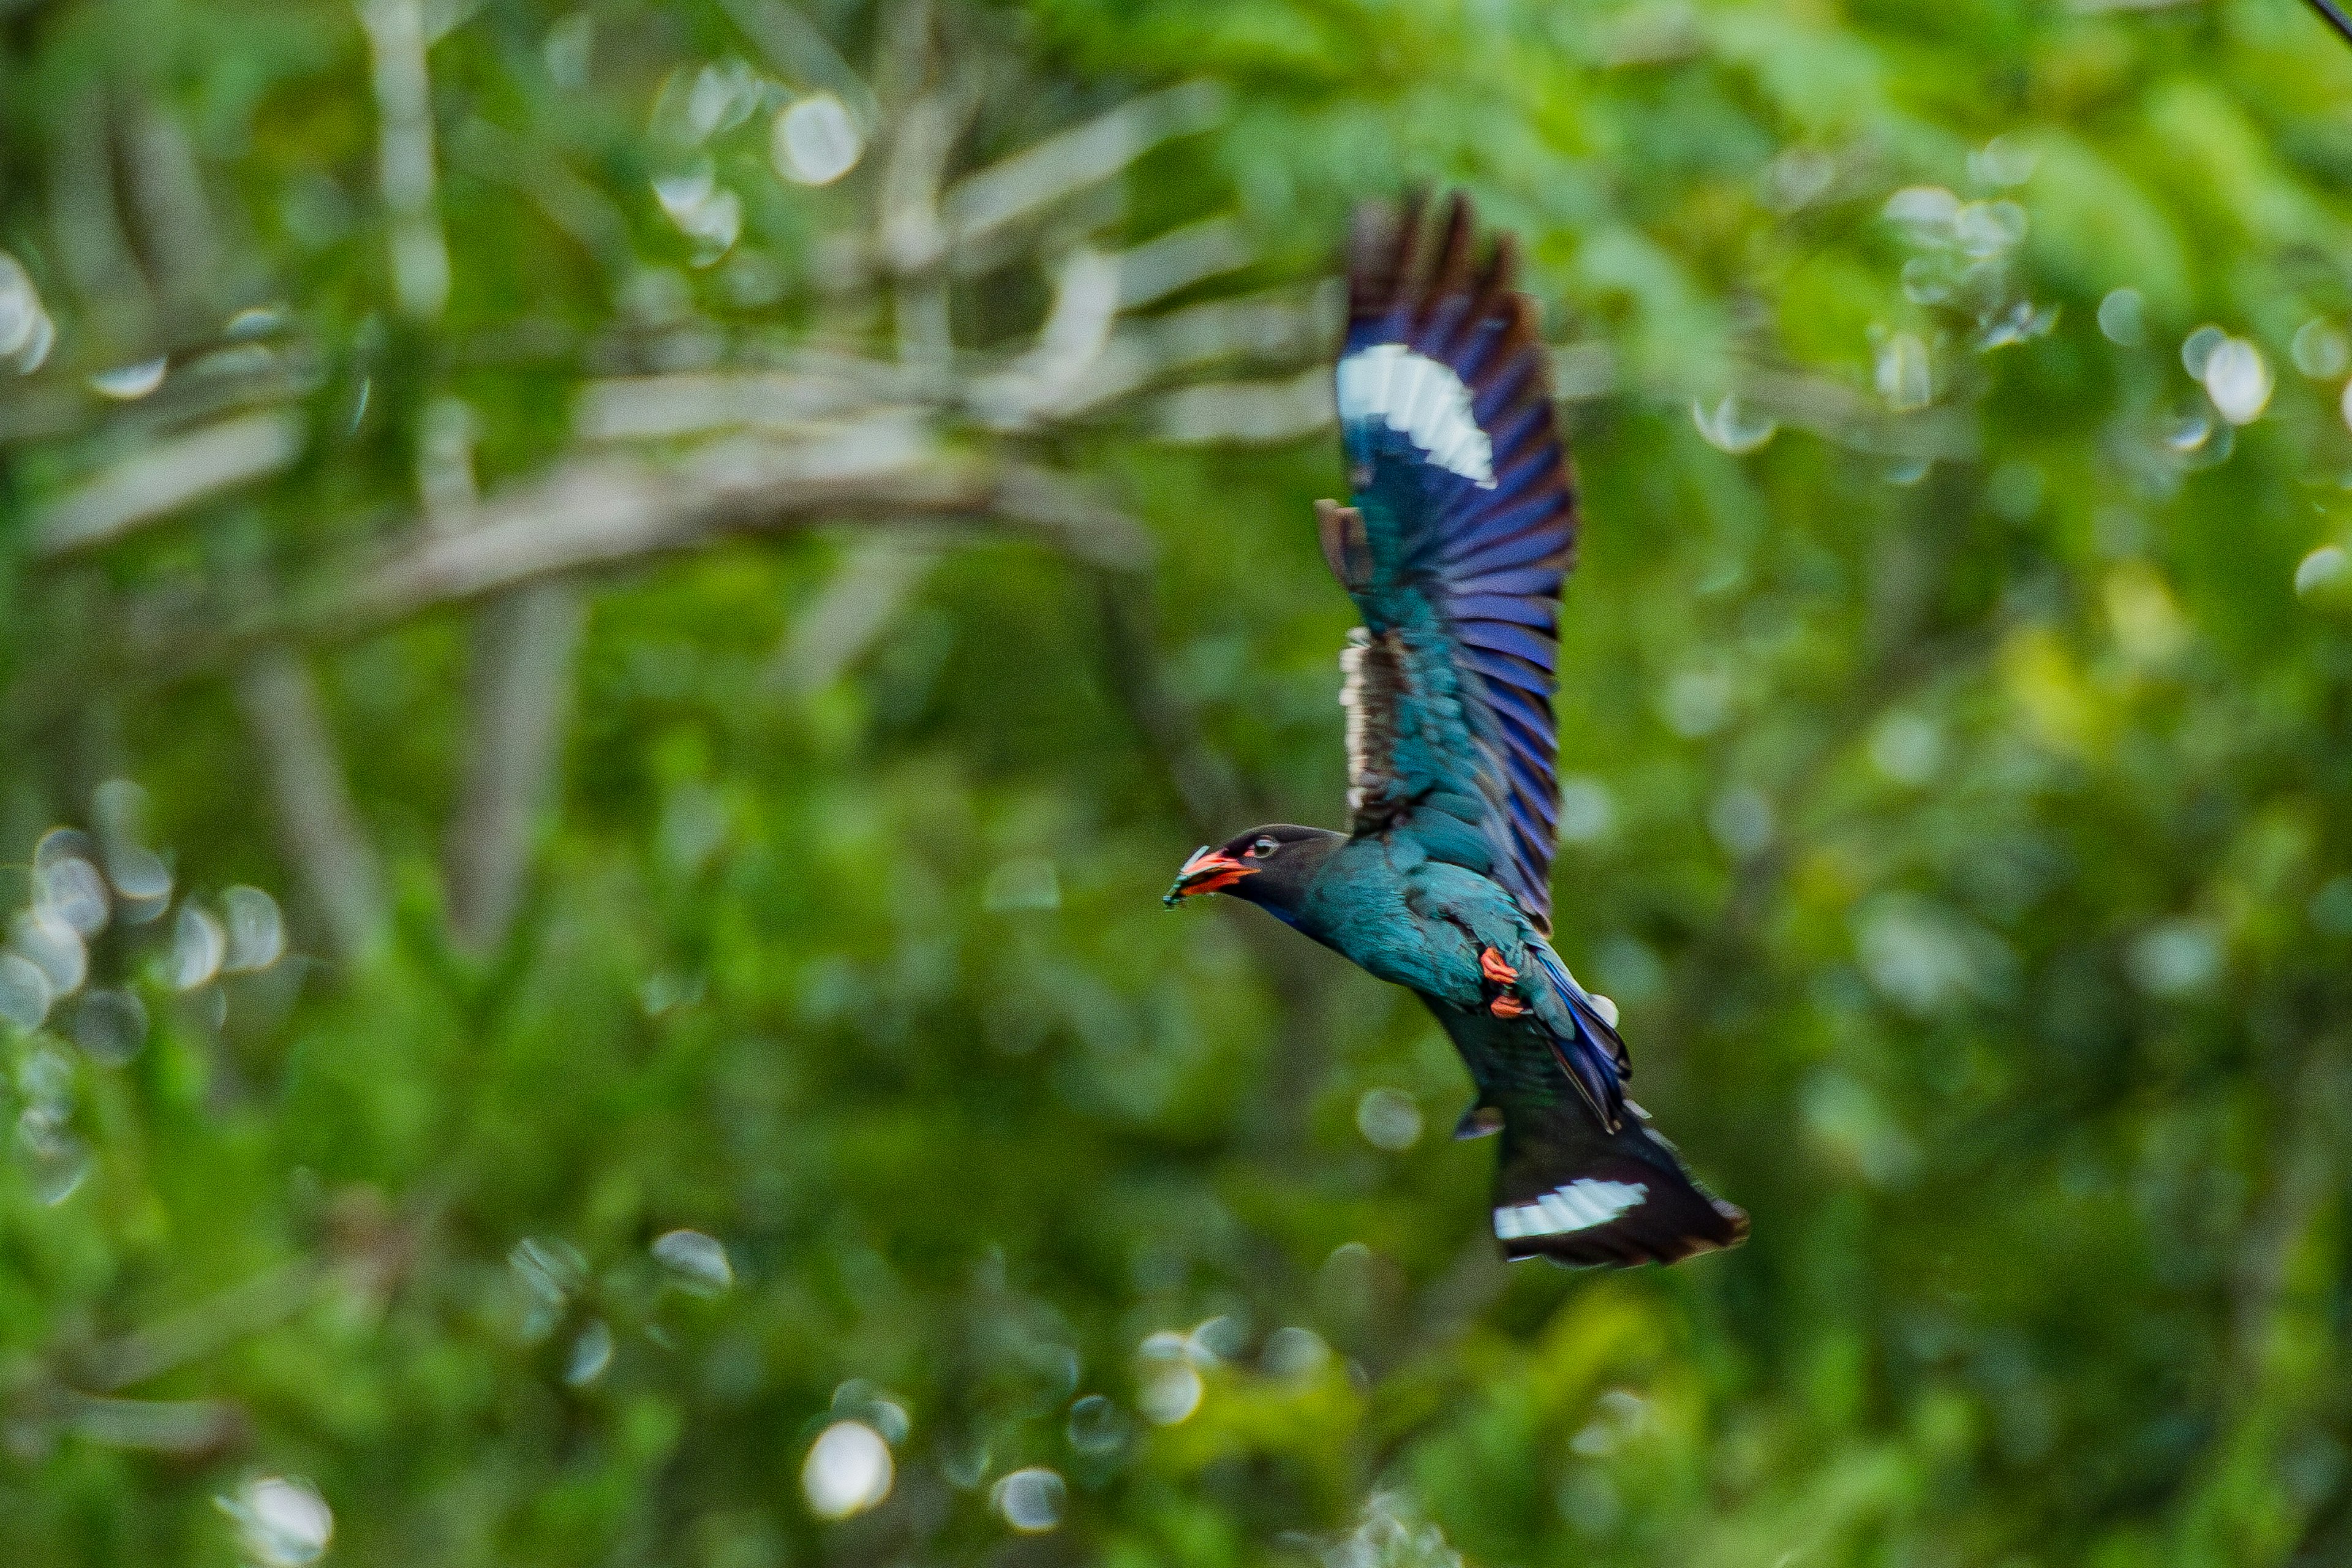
[
  {"left": 1493, "top": 1178, "right": 1647, "bottom": 1240},
  {"left": 1336, "top": 344, "right": 1497, "bottom": 488}
]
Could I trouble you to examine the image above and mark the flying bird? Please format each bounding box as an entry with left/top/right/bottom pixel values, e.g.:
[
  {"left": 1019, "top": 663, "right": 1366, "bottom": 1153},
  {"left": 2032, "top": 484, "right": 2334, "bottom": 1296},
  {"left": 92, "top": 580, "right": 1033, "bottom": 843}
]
[{"left": 1165, "top": 193, "right": 1746, "bottom": 1268}]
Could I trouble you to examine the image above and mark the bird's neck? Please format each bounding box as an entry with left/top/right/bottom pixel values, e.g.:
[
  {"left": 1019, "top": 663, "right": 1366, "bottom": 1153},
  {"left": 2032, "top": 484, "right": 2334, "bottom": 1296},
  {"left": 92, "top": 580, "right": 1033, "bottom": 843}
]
[{"left": 1259, "top": 902, "right": 1308, "bottom": 933}]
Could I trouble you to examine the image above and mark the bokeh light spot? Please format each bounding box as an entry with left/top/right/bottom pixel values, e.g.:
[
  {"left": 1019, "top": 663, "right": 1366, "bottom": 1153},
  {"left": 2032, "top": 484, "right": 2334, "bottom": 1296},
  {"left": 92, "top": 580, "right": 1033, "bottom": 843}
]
[
  {"left": 217, "top": 1476, "right": 333, "bottom": 1568},
  {"left": 652, "top": 1228, "right": 733, "bottom": 1294},
  {"left": 774, "top": 93, "right": 862, "bottom": 186},
  {"left": 802, "top": 1420, "right": 892, "bottom": 1520},
  {"left": 993, "top": 1467, "right": 1065, "bottom": 1532},
  {"left": 1354, "top": 1087, "right": 1422, "bottom": 1152}
]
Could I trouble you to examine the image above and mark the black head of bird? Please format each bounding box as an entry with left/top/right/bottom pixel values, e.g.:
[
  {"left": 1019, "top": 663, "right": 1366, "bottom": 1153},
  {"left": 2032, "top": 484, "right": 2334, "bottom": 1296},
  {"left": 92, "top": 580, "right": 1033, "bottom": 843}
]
[{"left": 1163, "top": 824, "right": 1343, "bottom": 922}]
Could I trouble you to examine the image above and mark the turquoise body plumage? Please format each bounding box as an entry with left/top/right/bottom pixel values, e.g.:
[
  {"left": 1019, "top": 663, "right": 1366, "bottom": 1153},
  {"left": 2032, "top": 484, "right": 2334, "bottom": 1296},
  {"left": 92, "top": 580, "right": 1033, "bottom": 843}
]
[{"left": 1295, "top": 840, "right": 1596, "bottom": 1109}]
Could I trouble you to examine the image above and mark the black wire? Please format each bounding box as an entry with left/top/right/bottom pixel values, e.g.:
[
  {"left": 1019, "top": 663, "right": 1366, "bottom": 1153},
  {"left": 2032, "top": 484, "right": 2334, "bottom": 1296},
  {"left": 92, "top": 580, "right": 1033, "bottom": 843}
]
[{"left": 2307, "top": 0, "right": 2352, "bottom": 48}]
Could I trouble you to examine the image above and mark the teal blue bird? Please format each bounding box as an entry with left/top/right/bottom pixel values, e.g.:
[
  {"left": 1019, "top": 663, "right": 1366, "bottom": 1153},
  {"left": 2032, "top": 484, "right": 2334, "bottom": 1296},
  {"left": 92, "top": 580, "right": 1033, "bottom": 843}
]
[{"left": 1165, "top": 194, "right": 1746, "bottom": 1268}]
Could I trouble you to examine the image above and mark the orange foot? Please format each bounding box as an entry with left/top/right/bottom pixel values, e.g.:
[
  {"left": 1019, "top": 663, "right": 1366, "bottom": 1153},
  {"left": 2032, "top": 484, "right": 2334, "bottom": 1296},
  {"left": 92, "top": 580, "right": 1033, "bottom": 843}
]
[
  {"left": 1490, "top": 993, "right": 1529, "bottom": 1019},
  {"left": 1479, "top": 946, "right": 1518, "bottom": 985}
]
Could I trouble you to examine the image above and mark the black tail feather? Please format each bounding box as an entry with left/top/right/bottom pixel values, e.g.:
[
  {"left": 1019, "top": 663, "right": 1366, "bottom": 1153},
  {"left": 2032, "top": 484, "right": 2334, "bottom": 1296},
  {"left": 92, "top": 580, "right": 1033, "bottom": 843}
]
[{"left": 1492, "top": 1099, "right": 1746, "bottom": 1268}]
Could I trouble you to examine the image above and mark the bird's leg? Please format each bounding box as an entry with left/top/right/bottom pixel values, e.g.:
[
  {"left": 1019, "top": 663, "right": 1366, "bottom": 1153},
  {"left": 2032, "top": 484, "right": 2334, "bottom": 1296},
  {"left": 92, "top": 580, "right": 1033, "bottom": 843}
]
[
  {"left": 1479, "top": 946, "right": 1529, "bottom": 1017},
  {"left": 1315, "top": 499, "right": 1373, "bottom": 590}
]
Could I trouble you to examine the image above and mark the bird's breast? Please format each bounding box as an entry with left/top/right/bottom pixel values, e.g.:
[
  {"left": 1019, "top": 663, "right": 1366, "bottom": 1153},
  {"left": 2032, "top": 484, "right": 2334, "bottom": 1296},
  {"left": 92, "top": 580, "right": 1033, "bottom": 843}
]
[{"left": 1306, "top": 857, "right": 1481, "bottom": 1001}]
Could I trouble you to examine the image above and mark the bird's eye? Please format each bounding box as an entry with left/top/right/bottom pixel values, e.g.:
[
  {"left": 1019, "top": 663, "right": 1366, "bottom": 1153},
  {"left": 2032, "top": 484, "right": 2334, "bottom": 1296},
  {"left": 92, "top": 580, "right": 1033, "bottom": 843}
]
[{"left": 1249, "top": 836, "right": 1280, "bottom": 858}]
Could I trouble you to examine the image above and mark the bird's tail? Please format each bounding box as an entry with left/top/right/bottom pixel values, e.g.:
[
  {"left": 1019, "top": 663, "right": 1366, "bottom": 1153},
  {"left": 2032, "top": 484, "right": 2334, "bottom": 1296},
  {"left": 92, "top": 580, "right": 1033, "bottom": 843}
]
[{"left": 1491, "top": 1097, "right": 1747, "bottom": 1268}]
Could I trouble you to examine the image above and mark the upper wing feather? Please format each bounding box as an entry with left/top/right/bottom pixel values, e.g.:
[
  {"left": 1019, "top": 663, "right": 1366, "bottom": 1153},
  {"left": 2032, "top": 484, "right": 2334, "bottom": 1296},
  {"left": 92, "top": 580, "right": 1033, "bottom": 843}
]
[{"left": 1329, "top": 192, "right": 1578, "bottom": 931}]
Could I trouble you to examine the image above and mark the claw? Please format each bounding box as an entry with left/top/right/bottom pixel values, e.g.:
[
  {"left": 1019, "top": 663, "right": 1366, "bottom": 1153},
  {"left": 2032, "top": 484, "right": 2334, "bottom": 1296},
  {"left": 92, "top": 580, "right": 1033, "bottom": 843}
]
[
  {"left": 1490, "top": 993, "right": 1528, "bottom": 1019},
  {"left": 1479, "top": 946, "right": 1517, "bottom": 985}
]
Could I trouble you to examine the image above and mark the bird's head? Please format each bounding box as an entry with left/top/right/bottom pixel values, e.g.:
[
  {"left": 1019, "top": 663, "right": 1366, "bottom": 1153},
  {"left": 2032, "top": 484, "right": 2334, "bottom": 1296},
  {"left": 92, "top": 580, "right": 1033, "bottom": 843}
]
[{"left": 1163, "top": 824, "right": 1344, "bottom": 922}]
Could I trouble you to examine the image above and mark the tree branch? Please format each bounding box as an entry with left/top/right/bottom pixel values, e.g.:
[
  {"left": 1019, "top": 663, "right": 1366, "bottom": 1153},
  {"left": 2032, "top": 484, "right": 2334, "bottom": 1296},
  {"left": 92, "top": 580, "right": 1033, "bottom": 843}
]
[
  {"left": 116, "top": 434, "right": 1152, "bottom": 688},
  {"left": 232, "top": 646, "right": 387, "bottom": 963},
  {"left": 765, "top": 535, "right": 937, "bottom": 694},
  {"left": 34, "top": 410, "right": 304, "bottom": 556},
  {"left": 358, "top": 0, "right": 451, "bottom": 320},
  {"left": 422, "top": 396, "right": 587, "bottom": 956},
  {"left": 936, "top": 80, "right": 1228, "bottom": 265},
  {"left": 443, "top": 580, "right": 586, "bottom": 954}
]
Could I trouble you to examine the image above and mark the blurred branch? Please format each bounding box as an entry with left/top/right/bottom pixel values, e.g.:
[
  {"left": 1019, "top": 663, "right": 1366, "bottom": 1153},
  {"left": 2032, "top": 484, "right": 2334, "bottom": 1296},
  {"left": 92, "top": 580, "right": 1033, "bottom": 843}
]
[
  {"left": 976, "top": 260, "right": 1311, "bottom": 428},
  {"left": 765, "top": 535, "right": 937, "bottom": 693},
  {"left": 80, "top": 1261, "right": 326, "bottom": 1393},
  {"left": 848, "top": 78, "right": 1231, "bottom": 289},
  {"left": 0, "top": 385, "right": 90, "bottom": 444},
  {"left": 233, "top": 646, "right": 388, "bottom": 963},
  {"left": 1, "top": 337, "right": 322, "bottom": 450},
  {"left": 422, "top": 399, "right": 589, "bottom": 956},
  {"left": 34, "top": 409, "right": 304, "bottom": 556},
  {"left": 1733, "top": 363, "right": 1979, "bottom": 461},
  {"left": 448, "top": 118, "right": 635, "bottom": 279},
  {"left": 880, "top": 86, "right": 974, "bottom": 375},
  {"left": 359, "top": 0, "right": 451, "bottom": 320},
  {"left": 321, "top": 429, "right": 1153, "bottom": 614},
  {"left": 10, "top": 1199, "right": 425, "bottom": 1461},
  {"left": 1065, "top": 283, "right": 1322, "bottom": 410},
  {"left": 717, "top": 0, "right": 881, "bottom": 126},
  {"left": 965, "top": 246, "right": 1121, "bottom": 426},
  {"left": 1152, "top": 363, "right": 1334, "bottom": 447},
  {"left": 119, "top": 429, "right": 1152, "bottom": 685},
  {"left": 2230, "top": 1049, "right": 2348, "bottom": 1366},
  {"left": 935, "top": 81, "right": 1227, "bottom": 265},
  {"left": 17, "top": 46, "right": 1287, "bottom": 1000},
  {"left": 574, "top": 367, "right": 892, "bottom": 440},
  {"left": 1112, "top": 216, "right": 1253, "bottom": 309},
  {"left": 48, "top": 88, "right": 149, "bottom": 315},
  {"left": 121, "top": 100, "right": 225, "bottom": 323},
  {"left": 53, "top": 1392, "right": 245, "bottom": 1457},
  {"left": 444, "top": 582, "right": 586, "bottom": 954}
]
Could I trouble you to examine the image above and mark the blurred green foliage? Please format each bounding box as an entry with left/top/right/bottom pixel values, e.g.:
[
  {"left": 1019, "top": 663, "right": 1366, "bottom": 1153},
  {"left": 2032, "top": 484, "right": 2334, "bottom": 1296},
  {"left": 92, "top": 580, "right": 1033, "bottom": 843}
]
[{"left": 7, "top": 0, "right": 2352, "bottom": 1565}]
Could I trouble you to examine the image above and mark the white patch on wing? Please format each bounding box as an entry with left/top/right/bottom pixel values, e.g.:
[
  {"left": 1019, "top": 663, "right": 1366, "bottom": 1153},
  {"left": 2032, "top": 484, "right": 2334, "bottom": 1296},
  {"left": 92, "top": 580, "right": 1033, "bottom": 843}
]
[
  {"left": 1336, "top": 343, "right": 1496, "bottom": 488},
  {"left": 1339, "top": 628, "right": 1403, "bottom": 823},
  {"left": 1492, "top": 1178, "right": 1647, "bottom": 1240},
  {"left": 1339, "top": 631, "right": 1373, "bottom": 815}
]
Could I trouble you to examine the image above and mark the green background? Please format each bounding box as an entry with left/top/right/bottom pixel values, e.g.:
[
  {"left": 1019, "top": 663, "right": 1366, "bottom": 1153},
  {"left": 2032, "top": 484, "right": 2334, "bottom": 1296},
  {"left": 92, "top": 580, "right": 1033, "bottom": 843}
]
[{"left": 6, "top": 0, "right": 2352, "bottom": 1563}]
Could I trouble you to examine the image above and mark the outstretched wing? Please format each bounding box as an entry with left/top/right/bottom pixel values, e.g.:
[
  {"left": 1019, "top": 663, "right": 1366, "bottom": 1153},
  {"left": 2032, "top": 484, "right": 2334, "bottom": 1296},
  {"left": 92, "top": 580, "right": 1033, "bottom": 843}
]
[{"left": 1324, "top": 192, "right": 1577, "bottom": 931}]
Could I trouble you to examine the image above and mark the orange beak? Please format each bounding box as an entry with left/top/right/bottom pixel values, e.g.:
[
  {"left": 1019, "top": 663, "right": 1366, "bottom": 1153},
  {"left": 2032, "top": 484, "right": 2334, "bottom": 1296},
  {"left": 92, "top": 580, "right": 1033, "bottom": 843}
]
[{"left": 1163, "top": 847, "right": 1257, "bottom": 906}]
